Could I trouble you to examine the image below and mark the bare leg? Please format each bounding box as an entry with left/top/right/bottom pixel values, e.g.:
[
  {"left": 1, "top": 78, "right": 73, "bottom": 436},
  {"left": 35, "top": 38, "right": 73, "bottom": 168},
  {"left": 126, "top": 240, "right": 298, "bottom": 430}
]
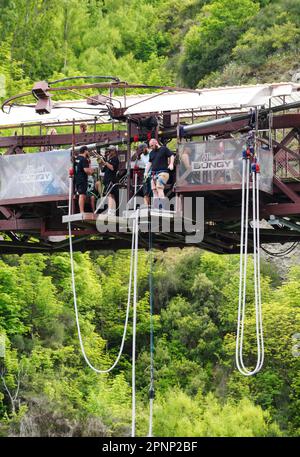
[
  {"left": 79, "top": 194, "right": 86, "bottom": 213},
  {"left": 151, "top": 180, "right": 158, "bottom": 199},
  {"left": 95, "top": 181, "right": 101, "bottom": 194},
  {"left": 107, "top": 194, "right": 116, "bottom": 215},
  {"left": 151, "top": 178, "right": 158, "bottom": 208},
  {"left": 157, "top": 187, "right": 165, "bottom": 199},
  {"left": 108, "top": 194, "right": 116, "bottom": 210},
  {"left": 90, "top": 196, "right": 96, "bottom": 212}
]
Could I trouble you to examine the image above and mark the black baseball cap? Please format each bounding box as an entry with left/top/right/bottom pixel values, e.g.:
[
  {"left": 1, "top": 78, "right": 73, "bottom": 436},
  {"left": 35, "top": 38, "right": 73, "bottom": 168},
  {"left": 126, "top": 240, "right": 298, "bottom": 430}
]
[
  {"left": 137, "top": 143, "right": 148, "bottom": 150},
  {"left": 79, "top": 146, "right": 88, "bottom": 154}
]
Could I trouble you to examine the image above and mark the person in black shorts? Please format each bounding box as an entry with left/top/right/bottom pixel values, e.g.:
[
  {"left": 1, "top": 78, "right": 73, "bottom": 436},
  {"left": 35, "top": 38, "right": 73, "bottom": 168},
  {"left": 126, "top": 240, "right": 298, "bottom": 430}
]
[
  {"left": 74, "top": 146, "right": 94, "bottom": 213},
  {"left": 144, "top": 139, "right": 175, "bottom": 209},
  {"left": 100, "top": 145, "right": 119, "bottom": 216}
]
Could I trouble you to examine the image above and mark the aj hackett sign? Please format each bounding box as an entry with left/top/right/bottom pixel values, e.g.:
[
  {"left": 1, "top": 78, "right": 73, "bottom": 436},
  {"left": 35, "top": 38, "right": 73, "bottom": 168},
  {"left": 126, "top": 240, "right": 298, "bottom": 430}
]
[
  {"left": 192, "top": 158, "right": 234, "bottom": 171},
  {"left": 17, "top": 165, "right": 53, "bottom": 184}
]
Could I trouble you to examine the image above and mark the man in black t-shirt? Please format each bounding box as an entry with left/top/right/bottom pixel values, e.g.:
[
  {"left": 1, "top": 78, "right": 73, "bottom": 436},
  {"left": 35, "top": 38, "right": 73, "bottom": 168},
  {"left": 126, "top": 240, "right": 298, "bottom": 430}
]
[
  {"left": 100, "top": 145, "right": 119, "bottom": 216},
  {"left": 144, "top": 139, "right": 175, "bottom": 209},
  {"left": 74, "top": 146, "right": 94, "bottom": 213}
]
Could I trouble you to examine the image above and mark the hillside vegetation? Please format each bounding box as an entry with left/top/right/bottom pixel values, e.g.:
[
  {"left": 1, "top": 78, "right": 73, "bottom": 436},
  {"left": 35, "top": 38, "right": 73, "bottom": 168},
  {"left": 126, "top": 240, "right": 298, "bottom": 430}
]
[
  {"left": 0, "top": 250, "right": 299, "bottom": 436},
  {"left": 1, "top": 0, "right": 300, "bottom": 101},
  {"left": 0, "top": 0, "right": 300, "bottom": 437}
]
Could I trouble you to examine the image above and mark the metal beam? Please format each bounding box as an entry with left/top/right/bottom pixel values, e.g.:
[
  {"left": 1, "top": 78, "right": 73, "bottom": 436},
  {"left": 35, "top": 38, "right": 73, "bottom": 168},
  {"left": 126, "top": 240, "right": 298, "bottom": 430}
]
[
  {"left": 0, "top": 218, "right": 41, "bottom": 231},
  {"left": 273, "top": 128, "right": 299, "bottom": 157},
  {"left": 272, "top": 114, "right": 300, "bottom": 129},
  {"left": 268, "top": 215, "right": 300, "bottom": 232},
  {"left": 0, "top": 195, "right": 68, "bottom": 206},
  {"left": 0, "top": 130, "right": 128, "bottom": 149},
  {"left": 263, "top": 202, "right": 300, "bottom": 217},
  {"left": 273, "top": 139, "right": 300, "bottom": 162},
  {"left": 0, "top": 206, "right": 13, "bottom": 219},
  {"left": 273, "top": 176, "right": 300, "bottom": 203}
]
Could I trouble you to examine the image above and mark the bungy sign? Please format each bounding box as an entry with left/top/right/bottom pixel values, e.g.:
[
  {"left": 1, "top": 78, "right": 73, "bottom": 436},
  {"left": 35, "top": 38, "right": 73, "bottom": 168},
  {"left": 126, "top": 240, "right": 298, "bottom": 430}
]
[
  {"left": 177, "top": 138, "right": 273, "bottom": 194},
  {"left": 192, "top": 159, "right": 234, "bottom": 171},
  {"left": 0, "top": 149, "right": 71, "bottom": 201}
]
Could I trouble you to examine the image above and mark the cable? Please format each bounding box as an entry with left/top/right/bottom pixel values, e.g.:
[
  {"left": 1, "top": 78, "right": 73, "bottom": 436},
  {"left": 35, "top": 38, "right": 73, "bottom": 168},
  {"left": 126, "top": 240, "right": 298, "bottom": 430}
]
[
  {"left": 68, "top": 172, "right": 141, "bottom": 437},
  {"left": 68, "top": 175, "right": 134, "bottom": 374},
  {"left": 255, "top": 172, "right": 264, "bottom": 372},
  {"left": 48, "top": 75, "right": 121, "bottom": 85},
  {"left": 236, "top": 158, "right": 246, "bottom": 374},
  {"left": 131, "top": 208, "right": 139, "bottom": 438},
  {"left": 66, "top": 87, "right": 122, "bottom": 108},
  {"left": 261, "top": 242, "right": 299, "bottom": 257},
  {"left": 148, "top": 209, "right": 155, "bottom": 437}
]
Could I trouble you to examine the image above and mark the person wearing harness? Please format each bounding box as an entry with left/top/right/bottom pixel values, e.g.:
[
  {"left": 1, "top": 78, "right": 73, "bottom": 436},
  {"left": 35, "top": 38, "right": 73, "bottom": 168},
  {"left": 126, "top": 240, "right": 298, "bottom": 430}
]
[
  {"left": 86, "top": 173, "right": 99, "bottom": 212},
  {"left": 101, "top": 145, "right": 119, "bottom": 216},
  {"left": 74, "top": 146, "right": 95, "bottom": 213},
  {"left": 144, "top": 138, "right": 175, "bottom": 210},
  {"left": 137, "top": 143, "right": 152, "bottom": 206}
]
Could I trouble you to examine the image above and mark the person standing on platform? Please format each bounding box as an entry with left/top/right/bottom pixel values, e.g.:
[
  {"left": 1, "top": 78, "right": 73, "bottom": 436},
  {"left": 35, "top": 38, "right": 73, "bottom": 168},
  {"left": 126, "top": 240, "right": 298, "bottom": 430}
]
[
  {"left": 144, "top": 139, "right": 175, "bottom": 210},
  {"left": 101, "top": 145, "right": 119, "bottom": 216},
  {"left": 74, "top": 146, "right": 94, "bottom": 213},
  {"left": 137, "top": 143, "right": 151, "bottom": 206}
]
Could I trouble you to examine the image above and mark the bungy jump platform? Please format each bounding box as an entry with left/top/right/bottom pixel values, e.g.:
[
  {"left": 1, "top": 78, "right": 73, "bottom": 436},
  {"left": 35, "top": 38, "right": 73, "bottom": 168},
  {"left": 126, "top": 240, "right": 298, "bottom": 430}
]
[
  {"left": 2, "top": 78, "right": 300, "bottom": 436},
  {"left": 1, "top": 78, "right": 300, "bottom": 254}
]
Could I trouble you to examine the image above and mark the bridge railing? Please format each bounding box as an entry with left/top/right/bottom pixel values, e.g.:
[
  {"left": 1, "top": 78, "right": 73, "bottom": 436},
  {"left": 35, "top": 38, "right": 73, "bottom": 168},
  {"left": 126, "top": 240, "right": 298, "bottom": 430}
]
[{"left": 274, "top": 151, "right": 300, "bottom": 181}]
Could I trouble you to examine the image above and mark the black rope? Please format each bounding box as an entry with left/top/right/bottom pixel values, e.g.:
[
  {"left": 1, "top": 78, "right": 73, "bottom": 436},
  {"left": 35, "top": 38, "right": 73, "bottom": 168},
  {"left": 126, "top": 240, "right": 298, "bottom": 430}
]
[
  {"left": 48, "top": 75, "right": 120, "bottom": 85},
  {"left": 261, "top": 242, "right": 299, "bottom": 257}
]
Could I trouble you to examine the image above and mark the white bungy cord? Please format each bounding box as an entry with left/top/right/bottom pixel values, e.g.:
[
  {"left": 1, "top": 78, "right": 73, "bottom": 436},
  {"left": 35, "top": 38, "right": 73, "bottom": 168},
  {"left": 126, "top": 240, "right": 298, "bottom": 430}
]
[
  {"left": 236, "top": 159, "right": 264, "bottom": 376},
  {"left": 68, "top": 176, "right": 139, "bottom": 435}
]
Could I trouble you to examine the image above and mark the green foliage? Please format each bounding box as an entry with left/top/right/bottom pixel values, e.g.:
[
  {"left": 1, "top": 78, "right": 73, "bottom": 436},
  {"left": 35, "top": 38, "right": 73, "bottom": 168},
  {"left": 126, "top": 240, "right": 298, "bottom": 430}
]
[
  {"left": 198, "top": 0, "right": 300, "bottom": 87},
  {"left": 180, "top": 0, "right": 260, "bottom": 87},
  {"left": 153, "top": 389, "right": 281, "bottom": 436},
  {"left": 1, "top": 0, "right": 299, "bottom": 96},
  {"left": 233, "top": 10, "right": 300, "bottom": 67},
  {"left": 0, "top": 245, "right": 299, "bottom": 436}
]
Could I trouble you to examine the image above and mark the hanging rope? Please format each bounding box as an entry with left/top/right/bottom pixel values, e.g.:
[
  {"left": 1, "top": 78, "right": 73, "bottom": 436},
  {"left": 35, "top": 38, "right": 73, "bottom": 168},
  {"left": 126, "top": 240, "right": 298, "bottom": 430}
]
[
  {"left": 131, "top": 168, "right": 140, "bottom": 438},
  {"left": 67, "top": 166, "right": 144, "bottom": 437},
  {"left": 131, "top": 208, "right": 139, "bottom": 437},
  {"left": 236, "top": 139, "right": 264, "bottom": 376},
  {"left": 148, "top": 209, "right": 155, "bottom": 437},
  {"left": 68, "top": 173, "right": 135, "bottom": 374}
]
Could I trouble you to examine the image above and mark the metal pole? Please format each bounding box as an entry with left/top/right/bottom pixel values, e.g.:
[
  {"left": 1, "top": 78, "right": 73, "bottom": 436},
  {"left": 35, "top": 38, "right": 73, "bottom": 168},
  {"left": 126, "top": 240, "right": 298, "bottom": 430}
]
[{"left": 127, "top": 120, "right": 131, "bottom": 201}]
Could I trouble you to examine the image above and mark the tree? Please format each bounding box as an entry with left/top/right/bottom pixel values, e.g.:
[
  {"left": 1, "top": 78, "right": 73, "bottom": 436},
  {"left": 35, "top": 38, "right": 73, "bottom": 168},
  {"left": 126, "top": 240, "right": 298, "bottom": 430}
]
[
  {"left": 179, "top": 0, "right": 260, "bottom": 87},
  {"left": 233, "top": 10, "right": 300, "bottom": 67}
]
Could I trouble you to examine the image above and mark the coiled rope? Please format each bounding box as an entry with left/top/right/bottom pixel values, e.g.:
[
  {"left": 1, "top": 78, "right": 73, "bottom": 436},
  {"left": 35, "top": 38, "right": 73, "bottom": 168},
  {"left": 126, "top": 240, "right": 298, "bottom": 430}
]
[
  {"left": 68, "top": 174, "right": 135, "bottom": 374},
  {"left": 236, "top": 143, "right": 264, "bottom": 376},
  {"left": 68, "top": 173, "right": 140, "bottom": 437}
]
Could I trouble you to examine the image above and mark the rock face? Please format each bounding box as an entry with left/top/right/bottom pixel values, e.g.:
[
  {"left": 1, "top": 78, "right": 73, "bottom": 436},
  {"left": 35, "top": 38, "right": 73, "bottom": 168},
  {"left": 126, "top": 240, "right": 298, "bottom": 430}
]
[
  {"left": 256, "top": 219, "right": 300, "bottom": 279},
  {"left": 291, "top": 69, "right": 300, "bottom": 83},
  {"left": 261, "top": 242, "right": 300, "bottom": 279}
]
